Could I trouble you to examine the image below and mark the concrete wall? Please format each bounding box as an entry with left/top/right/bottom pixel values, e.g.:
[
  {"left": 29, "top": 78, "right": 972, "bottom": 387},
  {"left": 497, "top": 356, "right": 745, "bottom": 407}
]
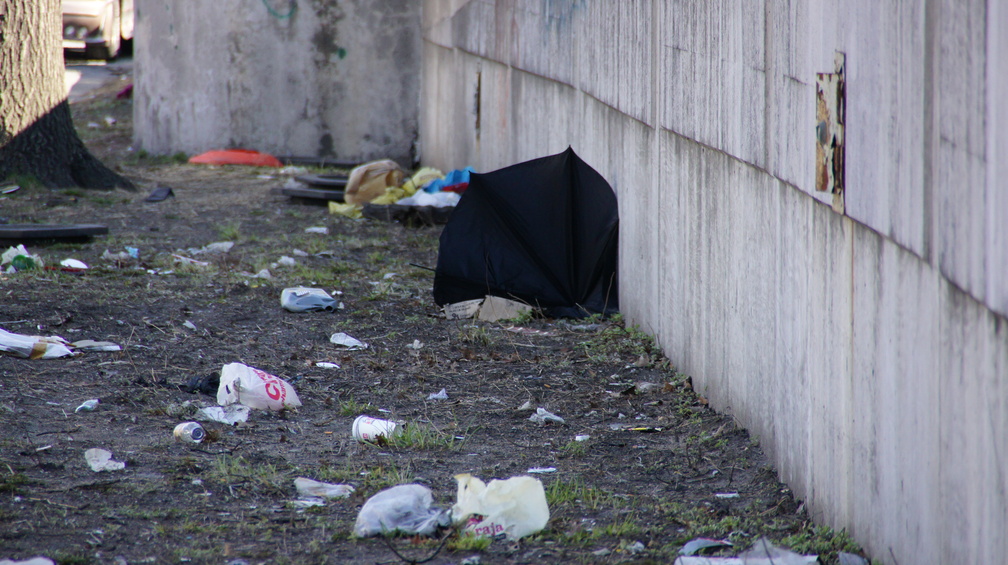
[
  {"left": 133, "top": 0, "right": 422, "bottom": 164},
  {"left": 420, "top": 2, "right": 1008, "bottom": 564}
]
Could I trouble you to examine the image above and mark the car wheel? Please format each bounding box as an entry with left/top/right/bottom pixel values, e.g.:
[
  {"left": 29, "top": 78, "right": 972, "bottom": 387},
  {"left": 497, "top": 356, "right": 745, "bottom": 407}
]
[{"left": 86, "top": 1, "right": 121, "bottom": 60}]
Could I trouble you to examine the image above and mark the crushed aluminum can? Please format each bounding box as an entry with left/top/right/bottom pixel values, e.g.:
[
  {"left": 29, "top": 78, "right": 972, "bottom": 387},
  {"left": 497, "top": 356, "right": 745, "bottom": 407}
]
[{"left": 173, "top": 421, "right": 206, "bottom": 444}]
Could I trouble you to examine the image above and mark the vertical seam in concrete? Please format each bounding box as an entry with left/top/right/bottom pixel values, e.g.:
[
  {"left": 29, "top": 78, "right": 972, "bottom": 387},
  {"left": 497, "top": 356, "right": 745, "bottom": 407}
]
[
  {"left": 922, "top": 0, "right": 937, "bottom": 264},
  {"left": 763, "top": 0, "right": 772, "bottom": 168}
]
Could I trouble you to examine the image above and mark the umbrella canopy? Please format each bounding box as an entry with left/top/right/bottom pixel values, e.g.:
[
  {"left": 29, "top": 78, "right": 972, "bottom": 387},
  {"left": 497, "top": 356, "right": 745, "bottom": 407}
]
[{"left": 433, "top": 147, "right": 618, "bottom": 318}]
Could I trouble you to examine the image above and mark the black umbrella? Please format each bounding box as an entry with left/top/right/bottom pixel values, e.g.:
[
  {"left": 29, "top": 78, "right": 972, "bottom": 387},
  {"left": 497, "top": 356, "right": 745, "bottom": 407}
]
[{"left": 433, "top": 147, "right": 618, "bottom": 318}]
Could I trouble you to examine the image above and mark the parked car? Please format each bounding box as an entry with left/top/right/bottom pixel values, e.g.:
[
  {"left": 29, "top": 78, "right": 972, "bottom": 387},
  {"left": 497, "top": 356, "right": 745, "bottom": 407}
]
[{"left": 62, "top": 0, "right": 134, "bottom": 60}]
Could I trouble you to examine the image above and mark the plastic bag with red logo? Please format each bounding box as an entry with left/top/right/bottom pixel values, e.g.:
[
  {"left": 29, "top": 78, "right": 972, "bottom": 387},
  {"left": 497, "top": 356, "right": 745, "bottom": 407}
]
[{"left": 217, "top": 362, "right": 302, "bottom": 410}]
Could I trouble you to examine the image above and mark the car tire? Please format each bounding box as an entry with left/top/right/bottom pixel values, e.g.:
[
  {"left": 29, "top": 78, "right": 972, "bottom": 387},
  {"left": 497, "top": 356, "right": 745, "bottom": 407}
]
[{"left": 86, "top": 1, "right": 121, "bottom": 60}]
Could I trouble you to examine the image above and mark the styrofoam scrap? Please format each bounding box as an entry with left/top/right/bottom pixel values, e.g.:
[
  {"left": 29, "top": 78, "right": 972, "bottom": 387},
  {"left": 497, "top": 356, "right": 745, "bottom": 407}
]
[
  {"left": 294, "top": 477, "right": 354, "bottom": 499},
  {"left": 528, "top": 407, "right": 565, "bottom": 425},
  {"left": 330, "top": 332, "right": 368, "bottom": 350},
  {"left": 85, "top": 448, "right": 125, "bottom": 472}
]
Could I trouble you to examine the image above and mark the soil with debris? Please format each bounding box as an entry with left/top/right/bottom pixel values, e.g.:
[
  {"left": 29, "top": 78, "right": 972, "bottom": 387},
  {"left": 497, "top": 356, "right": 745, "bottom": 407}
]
[{"left": 0, "top": 68, "right": 868, "bottom": 564}]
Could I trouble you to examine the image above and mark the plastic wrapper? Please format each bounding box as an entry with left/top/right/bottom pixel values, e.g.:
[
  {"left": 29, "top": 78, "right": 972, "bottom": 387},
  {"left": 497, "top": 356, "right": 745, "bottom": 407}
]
[
  {"left": 281, "top": 287, "right": 337, "bottom": 312},
  {"left": 353, "top": 484, "right": 450, "bottom": 537},
  {"left": 0, "top": 328, "right": 74, "bottom": 359},
  {"left": 216, "top": 363, "right": 302, "bottom": 410},
  {"left": 294, "top": 477, "right": 354, "bottom": 499},
  {"left": 452, "top": 474, "right": 550, "bottom": 539}
]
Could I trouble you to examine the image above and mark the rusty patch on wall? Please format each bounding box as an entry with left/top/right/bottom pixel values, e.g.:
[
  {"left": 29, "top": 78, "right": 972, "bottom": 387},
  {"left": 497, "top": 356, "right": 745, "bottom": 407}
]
[{"left": 816, "top": 52, "right": 845, "bottom": 213}]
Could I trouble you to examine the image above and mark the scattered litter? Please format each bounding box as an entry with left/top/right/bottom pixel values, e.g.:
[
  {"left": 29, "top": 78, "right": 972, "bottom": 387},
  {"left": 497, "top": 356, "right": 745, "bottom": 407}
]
[
  {"left": 75, "top": 399, "right": 99, "bottom": 413},
  {"left": 70, "top": 340, "right": 121, "bottom": 352},
  {"left": 85, "top": 448, "right": 125, "bottom": 472},
  {"left": 422, "top": 166, "right": 473, "bottom": 194},
  {"left": 217, "top": 363, "right": 302, "bottom": 411},
  {"left": 407, "top": 339, "right": 423, "bottom": 350},
  {"left": 187, "top": 241, "right": 233, "bottom": 255},
  {"left": 182, "top": 320, "right": 198, "bottom": 332},
  {"left": 0, "top": 183, "right": 21, "bottom": 194},
  {"left": 273, "top": 256, "right": 297, "bottom": 268},
  {"left": 442, "top": 296, "right": 535, "bottom": 322},
  {"left": 197, "top": 405, "right": 250, "bottom": 425},
  {"left": 452, "top": 474, "right": 550, "bottom": 539},
  {"left": 526, "top": 467, "right": 556, "bottom": 474},
  {"left": 352, "top": 415, "right": 400, "bottom": 444},
  {"left": 592, "top": 548, "right": 612, "bottom": 557},
  {"left": 0, "top": 328, "right": 74, "bottom": 359},
  {"left": 344, "top": 160, "right": 405, "bottom": 205},
  {"left": 173, "top": 422, "right": 205, "bottom": 444},
  {"left": 516, "top": 400, "right": 534, "bottom": 412},
  {"left": 188, "top": 149, "right": 282, "bottom": 168},
  {"left": 0, "top": 557, "right": 55, "bottom": 565},
  {"left": 674, "top": 538, "right": 818, "bottom": 565},
  {"left": 528, "top": 407, "right": 565, "bottom": 425},
  {"left": 443, "top": 299, "right": 484, "bottom": 320},
  {"left": 125, "top": 246, "right": 139, "bottom": 259},
  {"left": 329, "top": 332, "right": 368, "bottom": 350},
  {"left": 144, "top": 185, "right": 174, "bottom": 202},
  {"left": 294, "top": 477, "right": 354, "bottom": 499},
  {"left": 280, "top": 287, "right": 337, "bottom": 312},
  {"left": 314, "top": 362, "right": 340, "bottom": 369},
  {"left": 460, "top": 556, "right": 481, "bottom": 565},
  {"left": 353, "top": 484, "right": 450, "bottom": 537},
  {"left": 292, "top": 498, "right": 326, "bottom": 508},
  {"left": 59, "top": 258, "right": 88, "bottom": 270},
  {"left": 504, "top": 326, "right": 555, "bottom": 336},
  {"left": 626, "top": 541, "right": 647, "bottom": 554},
  {"left": 679, "top": 538, "right": 733, "bottom": 556},
  {"left": 634, "top": 381, "right": 661, "bottom": 393},
  {"left": 395, "top": 190, "right": 460, "bottom": 208},
  {"left": 304, "top": 226, "right": 328, "bottom": 234},
  {"left": 2, "top": 245, "right": 43, "bottom": 272},
  {"left": 103, "top": 115, "right": 116, "bottom": 126},
  {"left": 171, "top": 254, "right": 209, "bottom": 267},
  {"left": 574, "top": 434, "right": 591, "bottom": 442},
  {"left": 427, "top": 388, "right": 448, "bottom": 401},
  {"left": 715, "top": 492, "right": 740, "bottom": 499}
]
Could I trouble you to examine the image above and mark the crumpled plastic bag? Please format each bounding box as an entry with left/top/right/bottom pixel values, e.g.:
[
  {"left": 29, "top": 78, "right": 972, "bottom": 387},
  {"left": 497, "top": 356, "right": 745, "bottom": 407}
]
[
  {"left": 216, "top": 363, "right": 302, "bottom": 410},
  {"left": 451, "top": 474, "right": 550, "bottom": 539},
  {"left": 353, "top": 484, "right": 451, "bottom": 537},
  {"left": 344, "top": 160, "right": 405, "bottom": 205},
  {"left": 0, "top": 328, "right": 74, "bottom": 359},
  {"left": 294, "top": 477, "right": 355, "bottom": 499}
]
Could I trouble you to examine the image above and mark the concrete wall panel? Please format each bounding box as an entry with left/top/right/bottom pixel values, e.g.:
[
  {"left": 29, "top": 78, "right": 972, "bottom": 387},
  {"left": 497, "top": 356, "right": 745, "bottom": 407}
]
[
  {"left": 420, "top": 4, "right": 1008, "bottom": 564},
  {"left": 135, "top": 0, "right": 421, "bottom": 163}
]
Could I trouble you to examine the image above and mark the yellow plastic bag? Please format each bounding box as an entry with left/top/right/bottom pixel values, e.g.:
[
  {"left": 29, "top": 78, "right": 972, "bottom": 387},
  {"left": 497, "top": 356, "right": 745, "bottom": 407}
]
[
  {"left": 344, "top": 160, "right": 404, "bottom": 205},
  {"left": 451, "top": 474, "right": 550, "bottom": 539}
]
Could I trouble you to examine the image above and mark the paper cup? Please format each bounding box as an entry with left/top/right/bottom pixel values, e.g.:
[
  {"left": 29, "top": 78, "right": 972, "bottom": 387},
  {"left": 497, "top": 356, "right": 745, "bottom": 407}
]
[{"left": 352, "top": 415, "right": 399, "bottom": 444}]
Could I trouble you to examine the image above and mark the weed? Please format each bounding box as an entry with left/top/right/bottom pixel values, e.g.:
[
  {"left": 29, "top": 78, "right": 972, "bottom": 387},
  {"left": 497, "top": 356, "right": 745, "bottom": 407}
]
[
  {"left": 560, "top": 440, "right": 587, "bottom": 458},
  {"left": 0, "top": 473, "right": 29, "bottom": 494},
  {"left": 337, "top": 398, "right": 373, "bottom": 416},
  {"left": 546, "top": 477, "right": 613, "bottom": 510},
  {"left": 458, "top": 325, "right": 492, "bottom": 347},
  {"left": 448, "top": 531, "right": 492, "bottom": 551},
  {"left": 385, "top": 421, "right": 461, "bottom": 451},
  {"left": 218, "top": 223, "right": 241, "bottom": 241},
  {"left": 207, "top": 455, "right": 288, "bottom": 496}
]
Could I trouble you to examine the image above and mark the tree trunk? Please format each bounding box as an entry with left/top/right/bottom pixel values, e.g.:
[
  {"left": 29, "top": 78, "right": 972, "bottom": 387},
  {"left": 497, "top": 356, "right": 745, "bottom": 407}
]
[{"left": 0, "top": 0, "right": 133, "bottom": 189}]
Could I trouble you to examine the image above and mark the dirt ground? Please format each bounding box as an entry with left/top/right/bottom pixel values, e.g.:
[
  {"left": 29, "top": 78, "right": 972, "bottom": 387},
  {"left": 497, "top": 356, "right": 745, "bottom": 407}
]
[{"left": 0, "top": 68, "right": 869, "bottom": 564}]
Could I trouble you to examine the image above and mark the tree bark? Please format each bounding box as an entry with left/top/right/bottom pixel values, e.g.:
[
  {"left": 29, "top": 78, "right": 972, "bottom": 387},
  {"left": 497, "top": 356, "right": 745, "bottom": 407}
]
[{"left": 0, "top": 0, "right": 133, "bottom": 189}]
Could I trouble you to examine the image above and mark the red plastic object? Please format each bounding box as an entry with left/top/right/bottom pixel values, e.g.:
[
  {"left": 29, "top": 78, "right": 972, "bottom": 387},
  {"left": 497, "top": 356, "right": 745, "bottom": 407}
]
[{"left": 188, "top": 149, "right": 282, "bottom": 168}]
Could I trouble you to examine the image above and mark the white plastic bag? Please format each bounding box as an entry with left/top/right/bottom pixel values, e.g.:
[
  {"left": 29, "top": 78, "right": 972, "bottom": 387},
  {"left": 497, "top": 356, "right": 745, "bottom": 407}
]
[
  {"left": 451, "top": 474, "right": 550, "bottom": 539},
  {"left": 0, "top": 328, "right": 74, "bottom": 359},
  {"left": 353, "top": 484, "right": 450, "bottom": 537},
  {"left": 294, "top": 477, "right": 354, "bottom": 499},
  {"left": 216, "top": 363, "right": 302, "bottom": 410}
]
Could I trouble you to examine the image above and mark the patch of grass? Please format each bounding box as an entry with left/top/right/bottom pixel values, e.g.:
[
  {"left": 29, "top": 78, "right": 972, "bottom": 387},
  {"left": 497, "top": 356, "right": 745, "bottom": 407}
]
[
  {"left": 218, "top": 222, "right": 241, "bottom": 241},
  {"left": 458, "top": 325, "right": 492, "bottom": 347},
  {"left": 545, "top": 477, "right": 614, "bottom": 511},
  {"left": 603, "top": 513, "right": 642, "bottom": 537},
  {"left": 318, "top": 463, "right": 415, "bottom": 493},
  {"left": 207, "top": 455, "right": 289, "bottom": 496},
  {"left": 0, "top": 473, "right": 29, "bottom": 494},
  {"left": 385, "top": 421, "right": 461, "bottom": 451},
  {"left": 448, "top": 531, "right": 493, "bottom": 551},
  {"left": 337, "top": 398, "right": 374, "bottom": 417},
  {"left": 780, "top": 525, "right": 863, "bottom": 560},
  {"left": 125, "top": 150, "right": 188, "bottom": 165},
  {"left": 560, "top": 440, "right": 587, "bottom": 458}
]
